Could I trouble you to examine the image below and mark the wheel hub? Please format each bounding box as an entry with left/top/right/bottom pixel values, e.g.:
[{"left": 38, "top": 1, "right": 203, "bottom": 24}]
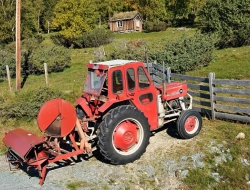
[
  {"left": 113, "top": 121, "right": 138, "bottom": 151},
  {"left": 185, "top": 117, "right": 196, "bottom": 132}
]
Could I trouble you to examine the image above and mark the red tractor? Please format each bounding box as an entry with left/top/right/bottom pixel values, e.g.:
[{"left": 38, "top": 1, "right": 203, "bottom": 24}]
[{"left": 2, "top": 60, "right": 202, "bottom": 184}]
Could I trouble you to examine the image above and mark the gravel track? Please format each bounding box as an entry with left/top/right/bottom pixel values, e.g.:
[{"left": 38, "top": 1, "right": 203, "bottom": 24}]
[{"left": 0, "top": 126, "right": 199, "bottom": 190}]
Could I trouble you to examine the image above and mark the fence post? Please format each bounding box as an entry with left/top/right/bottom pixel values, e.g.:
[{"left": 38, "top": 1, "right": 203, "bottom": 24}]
[
  {"left": 6, "top": 65, "right": 13, "bottom": 92},
  {"left": 166, "top": 67, "right": 171, "bottom": 83},
  {"left": 44, "top": 63, "right": 49, "bottom": 86},
  {"left": 209, "top": 72, "right": 215, "bottom": 120}
]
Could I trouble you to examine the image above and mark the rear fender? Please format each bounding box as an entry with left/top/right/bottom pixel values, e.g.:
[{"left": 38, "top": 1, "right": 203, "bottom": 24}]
[
  {"left": 75, "top": 97, "right": 93, "bottom": 117},
  {"left": 98, "top": 100, "right": 130, "bottom": 114}
]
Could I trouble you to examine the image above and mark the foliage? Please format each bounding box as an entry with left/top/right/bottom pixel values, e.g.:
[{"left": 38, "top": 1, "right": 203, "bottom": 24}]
[
  {"left": 80, "top": 28, "right": 115, "bottom": 48},
  {"left": 165, "top": 0, "right": 191, "bottom": 19},
  {"left": 27, "top": 45, "right": 70, "bottom": 74},
  {"left": 198, "top": 0, "right": 250, "bottom": 48},
  {"left": 171, "top": 13, "right": 196, "bottom": 27},
  {"left": 0, "top": 0, "right": 15, "bottom": 44},
  {"left": 52, "top": 0, "right": 99, "bottom": 40},
  {"left": 50, "top": 33, "right": 74, "bottom": 47},
  {"left": 0, "top": 36, "right": 70, "bottom": 78},
  {"left": 0, "top": 49, "right": 16, "bottom": 78},
  {"left": 50, "top": 28, "right": 114, "bottom": 48},
  {"left": 143, "top": 21, "right": 168, "bottom": 32},
  {"left": 138, "top": 0, "right": 167, "bottom": 22},
  {"left": 108, "top": 32, "right": 215, "bottom": 74},
  {"left": 0, "top": 0, "right": 49, "bottom": 45},
  {"left": 0, "top": 87, "right": 64, "bottom": 120}
]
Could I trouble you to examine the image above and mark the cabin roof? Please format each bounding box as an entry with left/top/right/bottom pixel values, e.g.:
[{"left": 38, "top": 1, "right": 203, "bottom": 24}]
[{"left": 109, "top": 11, "right": 141, "bottom": 22}]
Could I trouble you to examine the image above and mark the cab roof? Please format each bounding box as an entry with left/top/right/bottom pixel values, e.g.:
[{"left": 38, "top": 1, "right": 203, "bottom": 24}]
[{"left": 87, "top": 60, "right": 139, "bottom": 70}]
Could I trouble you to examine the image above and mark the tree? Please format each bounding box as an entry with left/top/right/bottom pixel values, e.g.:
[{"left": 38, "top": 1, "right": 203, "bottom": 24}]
[
  {"left": 0, "top": 0, "right": 15, "bottom": 44},
  {"left": 52, "top": 0, "right": 100, "bottom": 39},
  {"left": 41, "top": 0, "right": 60, "bottom": 33},
  {"left": 165, "top": 0, "right": 191, "bottom": 19},
  {"left": 0, "top": 0, "right": 46, "bottom": 45},
  {"left": 199, "top": 0, "right": 250, "bottom": 48},
  {"left": 138, "top": 0, "right": 167, "bottom": 22}
]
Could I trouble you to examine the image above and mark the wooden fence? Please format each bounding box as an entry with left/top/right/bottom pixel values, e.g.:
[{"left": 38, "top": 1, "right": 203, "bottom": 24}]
[{"left": 145, "top": 62, "right": 250, "bottom": 123}]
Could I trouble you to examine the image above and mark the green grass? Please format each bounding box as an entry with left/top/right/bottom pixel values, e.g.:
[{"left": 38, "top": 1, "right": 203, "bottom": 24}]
[{"left": 66, "top": 180, "right": 93, "bottom": 190}]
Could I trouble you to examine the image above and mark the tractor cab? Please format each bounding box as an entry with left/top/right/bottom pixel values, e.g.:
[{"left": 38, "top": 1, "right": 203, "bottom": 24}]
[{"left": 78, "top": 60, "right": 160, "bottom": 130}]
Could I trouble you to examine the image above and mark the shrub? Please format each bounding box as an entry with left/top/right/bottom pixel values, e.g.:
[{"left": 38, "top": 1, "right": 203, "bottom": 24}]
[
  {"left": 0, "top": 87, "right": 65, "bottom": 121},
  {"left": 27, "top": 45, "right": 70, "bottom": 74},
  {"left": 150, "top": 32, "right": 216, "bottom": 74},
  {"left": 108, "top": 32, "right": 215, "bottom": 74},
  {"left": 50, "top": 33, "right": 75, "bottom": 48},
  {"left": 198, "top": 0, "right": 250, "bottom": 48},
  {"left": 50, "top": 28, "right": 114, "bottom": 48},
  {"left": 144, "top": 21, "right": 168, "bottom": 32},
  {"left": 80, "top": 28, "right": 114, "bottom": 48},
  {"left": 0, "top": 49, "right": 16, "bottom": 79}
]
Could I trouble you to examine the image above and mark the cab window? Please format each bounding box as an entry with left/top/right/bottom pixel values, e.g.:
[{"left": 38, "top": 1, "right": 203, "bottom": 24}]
[
  {"left": 138, "top": 66, "right": 150, "bottom": 88},
  {"left": 112, "top": 70, "right": 123, "bottom": 94},
  {"left": 126, "top": 68, "right": 135, "bottom": 91}
]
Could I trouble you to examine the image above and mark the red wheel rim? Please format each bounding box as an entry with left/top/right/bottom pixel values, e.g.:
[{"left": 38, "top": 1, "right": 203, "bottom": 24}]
[
  {"left": 113, "top": 120, "right": 138, "bottom": 151},
  {"left": 112, "top": 118, "right": 144, "bottom": 155},
  {"left": 184, "top": 116, "right": 198, "bottom": 134}
]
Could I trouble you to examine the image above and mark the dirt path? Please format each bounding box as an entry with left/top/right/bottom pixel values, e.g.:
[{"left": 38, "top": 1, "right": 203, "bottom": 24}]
[{"left": 0, "top": 126, "right": 198, "bottom": 190}]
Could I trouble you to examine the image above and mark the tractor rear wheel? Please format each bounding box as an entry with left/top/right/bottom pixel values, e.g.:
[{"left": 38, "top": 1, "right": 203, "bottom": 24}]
[
  {"left": 176, "top": 110, "right": 202, "bottom": 139},
  {"left": 97, "top": 105, "right": 150, "bottom": 165}
]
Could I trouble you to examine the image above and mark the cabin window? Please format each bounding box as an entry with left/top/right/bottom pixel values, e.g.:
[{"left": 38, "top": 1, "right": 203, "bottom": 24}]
[{"left": 117, "top": 21, "right": 123, "bottom": 28}]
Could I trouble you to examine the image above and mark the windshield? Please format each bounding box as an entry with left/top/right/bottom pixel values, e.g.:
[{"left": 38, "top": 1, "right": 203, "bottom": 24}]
[{"left": 83, "top": 70, "right": 106, "bottom": 96}]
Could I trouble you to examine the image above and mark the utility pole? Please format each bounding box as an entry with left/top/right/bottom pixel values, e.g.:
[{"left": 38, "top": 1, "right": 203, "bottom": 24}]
[{"left": 16, "top": 0, "right": 21, "bottom": 90}]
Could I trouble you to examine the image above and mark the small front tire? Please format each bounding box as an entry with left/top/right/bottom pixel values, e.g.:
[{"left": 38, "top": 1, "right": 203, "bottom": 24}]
[{"left": 176, "top": 110, "right": 202, "bottom": 139}]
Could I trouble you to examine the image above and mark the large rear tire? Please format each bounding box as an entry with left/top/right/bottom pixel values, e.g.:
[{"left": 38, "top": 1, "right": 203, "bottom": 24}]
[
  {"left": 176, "top": 110, "right": 202, "bottom": 139},
  {"left": 97, "top": 105, "right": 150, "bottom": 164}
]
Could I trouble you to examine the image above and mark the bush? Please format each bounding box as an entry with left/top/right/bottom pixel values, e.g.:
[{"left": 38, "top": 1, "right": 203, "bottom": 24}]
[
  {"left": 198, "top": 0, "right": 250, "bottom": 48},
  {"left": 171, "top": 14, "right": 196, "bottom": 27},
  {"left": 0, "top": 37, "right": 70, "bottom": 79},
  {"left": 50, "top": 33, "right": 75, "bottom": 48},
  {"left": 144, "top": 21, "right": 168, "bottom": 32},
  {"left": 50, "top": 28, "right": 114, "bottom": 48},
  {"left": 0, "top": 87, "right": 65, "bottom": 121},
  {"left": 0, "top": 50, "right": 16, "bottom": 78},
  {"left": 108, "top": 32, "right": 215, "bottom": 74},
  {"left": 80, "top": 28, "right": 114, "bottom": 48},
  {"left": 28, "top": 45, "right": 70, "bottom": 74},
  {"left": 150, "top": 32, "right": 216, "bottom": 73}
]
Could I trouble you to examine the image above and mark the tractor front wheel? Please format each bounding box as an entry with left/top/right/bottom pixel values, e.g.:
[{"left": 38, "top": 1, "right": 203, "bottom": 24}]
[
  {"left": 97, "top": 105, "right": 150, "bottom": 165},
  {"left": 176, "top": 110, "right": 202, "bottom": 139}
]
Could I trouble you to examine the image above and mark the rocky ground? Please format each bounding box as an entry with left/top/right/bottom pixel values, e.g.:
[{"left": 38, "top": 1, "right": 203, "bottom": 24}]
[{"left": 0, "top": 123, "right": 233, "bottom": 190}]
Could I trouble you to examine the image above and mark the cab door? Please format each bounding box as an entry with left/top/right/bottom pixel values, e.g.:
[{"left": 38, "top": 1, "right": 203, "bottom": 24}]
[{"left": 124, "top": 63, "right": 159, "bottom": 130}]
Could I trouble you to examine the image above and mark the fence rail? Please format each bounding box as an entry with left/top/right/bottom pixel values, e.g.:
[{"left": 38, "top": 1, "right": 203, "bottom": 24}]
[{"left": 145, "top": 62, "right": 250, "bottom": 123}]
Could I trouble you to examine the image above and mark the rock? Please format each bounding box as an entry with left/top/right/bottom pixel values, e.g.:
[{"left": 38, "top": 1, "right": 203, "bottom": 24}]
[
  {"left": 236, "top": 132, "right": 245, "bottom": 140},
  {"left": 175, "top": 170, "right": 181, "bottom": 178}
]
